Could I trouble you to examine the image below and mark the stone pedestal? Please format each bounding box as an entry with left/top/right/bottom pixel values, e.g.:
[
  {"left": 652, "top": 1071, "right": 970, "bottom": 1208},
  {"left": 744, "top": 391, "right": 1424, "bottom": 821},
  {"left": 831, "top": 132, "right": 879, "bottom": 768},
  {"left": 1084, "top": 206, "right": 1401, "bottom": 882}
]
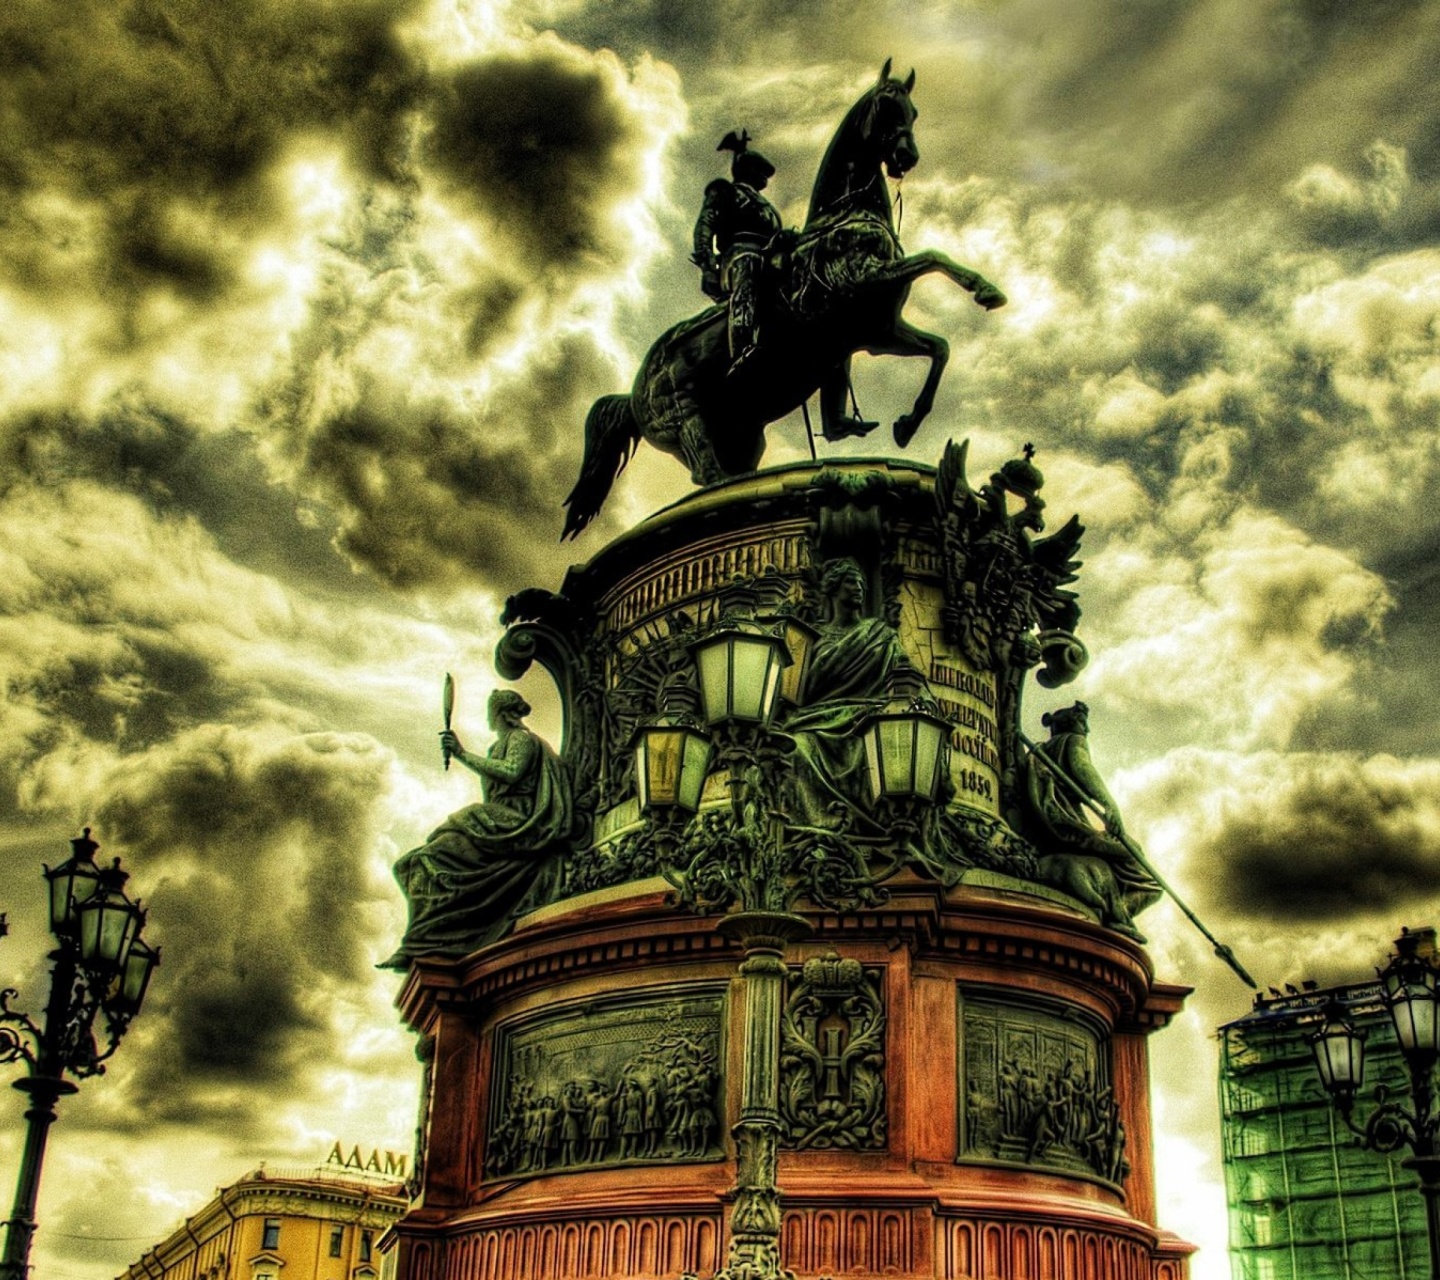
[
  {"left": 390, "top": 876, "right": 1191, "bottom": 1280},
  {"left": 387, "top": 457, "right": 1196, "bottom": 1280}
]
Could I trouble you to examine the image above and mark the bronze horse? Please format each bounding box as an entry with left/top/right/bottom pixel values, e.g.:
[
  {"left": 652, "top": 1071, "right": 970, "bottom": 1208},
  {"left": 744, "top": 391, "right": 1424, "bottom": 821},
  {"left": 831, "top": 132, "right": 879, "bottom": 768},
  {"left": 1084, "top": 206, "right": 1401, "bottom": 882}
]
[{"left": 562, "top": 61, "right": 1005, "bottom": 539}]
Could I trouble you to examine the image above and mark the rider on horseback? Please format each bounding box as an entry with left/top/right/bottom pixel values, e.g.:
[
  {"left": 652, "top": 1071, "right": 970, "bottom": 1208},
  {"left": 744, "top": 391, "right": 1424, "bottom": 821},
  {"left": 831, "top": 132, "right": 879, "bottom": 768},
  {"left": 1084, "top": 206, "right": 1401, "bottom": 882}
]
[{"left": 691, "top": 130, "right": 785, "bottom": 371}]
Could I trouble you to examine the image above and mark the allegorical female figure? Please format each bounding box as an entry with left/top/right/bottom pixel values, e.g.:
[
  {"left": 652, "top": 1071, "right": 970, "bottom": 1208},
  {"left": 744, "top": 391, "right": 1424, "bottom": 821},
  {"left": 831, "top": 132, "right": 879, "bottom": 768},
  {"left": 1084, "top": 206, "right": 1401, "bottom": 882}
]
[
  {"left": 784, "top": 558, "right": 916, "bottom": 828},
  {"left": 384, "top": 688, "right": 573, "bottom": 966}
]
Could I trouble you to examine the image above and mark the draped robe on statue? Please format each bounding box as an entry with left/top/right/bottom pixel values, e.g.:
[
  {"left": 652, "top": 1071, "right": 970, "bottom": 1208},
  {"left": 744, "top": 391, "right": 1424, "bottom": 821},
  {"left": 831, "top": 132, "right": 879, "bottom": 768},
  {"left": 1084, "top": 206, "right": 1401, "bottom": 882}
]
[
  {"left": 385, "top": 726, "right": 572, "bottom": 966},
  {"left": 784, "top": 614, "right": 912, "bottom": 828}
]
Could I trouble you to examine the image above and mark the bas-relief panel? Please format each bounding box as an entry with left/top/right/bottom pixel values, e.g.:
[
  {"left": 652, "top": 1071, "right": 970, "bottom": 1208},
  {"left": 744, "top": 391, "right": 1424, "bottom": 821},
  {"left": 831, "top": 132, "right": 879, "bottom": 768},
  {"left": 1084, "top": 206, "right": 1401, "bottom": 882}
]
[
  {"left": 485, "top": 986, "right": 727, "bottom": 1178},
  {"left": 958, "top": 990, "right": 1128, "bottom": 1185}
]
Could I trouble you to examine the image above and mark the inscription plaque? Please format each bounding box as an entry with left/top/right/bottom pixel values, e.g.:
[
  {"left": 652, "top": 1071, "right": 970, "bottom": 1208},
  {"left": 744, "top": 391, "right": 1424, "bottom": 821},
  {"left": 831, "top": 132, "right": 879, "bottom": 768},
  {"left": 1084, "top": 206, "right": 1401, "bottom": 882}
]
[{"left": 930, "top": 657, "right": 1001, "bottom": 815}]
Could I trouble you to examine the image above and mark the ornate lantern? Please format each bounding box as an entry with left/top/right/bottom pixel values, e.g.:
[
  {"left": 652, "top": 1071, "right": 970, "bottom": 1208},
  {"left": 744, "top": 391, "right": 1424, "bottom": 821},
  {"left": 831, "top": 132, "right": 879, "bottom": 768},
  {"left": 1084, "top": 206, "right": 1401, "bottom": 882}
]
[
  {"left": 634, "top": 719, "right": 713, "bottom": 815},
  {"left": 690, "top": 623, "right": 791, "bottom": 727},
  {"left": 761, "top": 613, "right": 819, "bottom": 707},
  {"left": 112, "top": 935, "right": 161, "bottom": 1014},
  {"left": 861, "top": 669, "right": 951, "bottom": 802},
  {"left": 75, "top": 860, "right": 143, "bottom": 971},
  {"left": 1308, "top": 998, "right": 1366, "bottom": 1106},
  {"left": 1380, "top": 928, "right": 1440, "bottom": 1065},
  {"left": 43, "top": 829, "right": 104, "bottom": 937}
]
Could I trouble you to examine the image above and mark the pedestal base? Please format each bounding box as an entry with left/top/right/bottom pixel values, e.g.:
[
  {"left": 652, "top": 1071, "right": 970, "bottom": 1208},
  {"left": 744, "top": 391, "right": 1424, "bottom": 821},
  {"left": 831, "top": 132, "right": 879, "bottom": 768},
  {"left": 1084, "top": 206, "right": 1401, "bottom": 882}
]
[{"left": 389, "top": 875, "right": 1194, "bottom": 1280}]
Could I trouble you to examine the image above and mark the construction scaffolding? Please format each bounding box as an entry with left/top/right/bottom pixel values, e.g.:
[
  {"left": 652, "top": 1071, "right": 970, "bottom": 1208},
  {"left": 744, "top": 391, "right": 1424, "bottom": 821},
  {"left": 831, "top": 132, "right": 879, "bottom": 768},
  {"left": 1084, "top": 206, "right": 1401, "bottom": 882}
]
[{"left": 1219, "top": 983, "right": 1429, "bottom": 1279}]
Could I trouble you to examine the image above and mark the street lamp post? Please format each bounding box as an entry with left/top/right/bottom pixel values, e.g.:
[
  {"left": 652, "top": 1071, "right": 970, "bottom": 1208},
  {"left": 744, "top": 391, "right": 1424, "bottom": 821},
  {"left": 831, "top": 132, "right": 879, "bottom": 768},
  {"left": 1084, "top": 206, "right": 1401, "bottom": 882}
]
[
  {"left": 633, "top": 593, "right": 950, "bottom": 1280},
  {"left": 0, "top": 830, "right": 159, "bottom": 1280},
  {"left": 1308, "top": 927, "right": 1440, "bottom": 1280}
]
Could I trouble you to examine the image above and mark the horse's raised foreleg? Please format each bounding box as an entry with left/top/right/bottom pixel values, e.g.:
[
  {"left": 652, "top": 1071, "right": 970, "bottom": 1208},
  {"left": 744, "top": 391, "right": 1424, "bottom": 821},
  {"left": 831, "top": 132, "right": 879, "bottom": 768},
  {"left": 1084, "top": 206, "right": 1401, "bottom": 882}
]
[
  {"left": 867, "top": 249, "right": 1007, "bottom": 309},
  {"left": 819, "top": 359, "right": 880, "bottom": 442},
  {"left": 863, "top": 319, "right": 948, "bottom": 447}
]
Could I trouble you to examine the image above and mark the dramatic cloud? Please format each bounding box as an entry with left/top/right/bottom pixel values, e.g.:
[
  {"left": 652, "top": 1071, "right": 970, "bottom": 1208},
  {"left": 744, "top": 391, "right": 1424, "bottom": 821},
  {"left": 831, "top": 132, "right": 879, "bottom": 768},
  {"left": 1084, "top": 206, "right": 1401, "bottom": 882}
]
[
  {"left": 1124, "top": 748, "right": 1440, "bottom": 926},
  {"left": 85, "top": 724, "right": 399, "bottom": 1123},
  {"left": 1, "top": 4, "right": 1437, "bottom": 1279}
]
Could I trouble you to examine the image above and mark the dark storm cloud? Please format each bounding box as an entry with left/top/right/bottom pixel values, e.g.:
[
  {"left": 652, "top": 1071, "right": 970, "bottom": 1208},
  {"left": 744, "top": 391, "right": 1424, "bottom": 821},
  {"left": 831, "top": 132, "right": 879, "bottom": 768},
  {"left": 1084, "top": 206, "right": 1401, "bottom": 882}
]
[
  {"left": 269, "top": 334, "right": 618, "bottom": 591},
  {"left": 1141, "top": 751, "right": 1440, "bottom": 923},
  {"left": 0, "top": 0, "right": 423, "bottom": 306},
  {"left": 425, "top": 47, "right": 648, "bottom": 271},
  {"left": 535, "top": 0, "right": 890, "bottom": 72},
  {"left": 975, "top": 0, "right": 1440, "bottom": 211},
  {"left": 0, "top": 405, "right": 383, "bottom": 599},
  {"left": 85, "top": 724, "right": 395, "bottom": 1126}
]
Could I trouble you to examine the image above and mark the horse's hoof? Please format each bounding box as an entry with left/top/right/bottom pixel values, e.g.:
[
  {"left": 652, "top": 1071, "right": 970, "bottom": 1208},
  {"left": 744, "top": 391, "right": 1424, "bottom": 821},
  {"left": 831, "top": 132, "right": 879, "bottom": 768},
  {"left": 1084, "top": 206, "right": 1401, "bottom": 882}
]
[
  {"left": 976, "top": 286, "right": 1007, "bottom": 310},
  {"left": 893, "top": 415, "right": 921, "bottom": 448},
  {"left": 823, "top": 417, "right": 878, "bottom": 442}
]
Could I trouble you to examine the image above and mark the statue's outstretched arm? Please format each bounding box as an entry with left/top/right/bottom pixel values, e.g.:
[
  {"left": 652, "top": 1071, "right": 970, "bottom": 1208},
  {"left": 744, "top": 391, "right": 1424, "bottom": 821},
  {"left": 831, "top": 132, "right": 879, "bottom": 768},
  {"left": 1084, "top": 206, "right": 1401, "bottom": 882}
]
[
  {"left": 439, "top": 728, "right": 533, "bottom": 782},
  {"left": 466, "top": 729, "right": 540, "bottom": 785}
]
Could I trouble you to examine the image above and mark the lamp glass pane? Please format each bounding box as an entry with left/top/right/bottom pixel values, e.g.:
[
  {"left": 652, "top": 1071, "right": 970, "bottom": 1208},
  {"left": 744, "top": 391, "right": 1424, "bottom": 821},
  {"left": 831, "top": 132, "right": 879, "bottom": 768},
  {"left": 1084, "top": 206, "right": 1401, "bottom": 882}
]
[
  {"left": 647, "top": 728, "right": 683, "bottom": 807},
  {"left": 888, "top": 718, "right": 918, "bottom": 794},
  {"left": 911, "top": 719, "right": 945, "bottom": 799},
  {"left": 728, "top": 636, "right": 775, "bottom": 722},
  {"left": 77, "top": 899, "right": 101, "bottom": 962},
  {"left": 863, "top": 723, "right": 883, "bottom": 799},
  {"left": 47, "top": 872, "right": 71, "bottom": 933},
  {"left": 1389, "top": 978, "right": 1440, "bottom": 1055},
  {"left": 119, "top": 940, "right": 157, "bottom": 1009},
  {"left": 694, "top": 641, "right": 733, "bottom": 725},
  {"left": 48, "top": 862, "right": 100, "bottom": 933},
  {"left": 80, "top": 896, "right": 136, "bottom": 968},
  {"left": 1312, "top": 1020, "right": 1364, "bottom": 1093},
  {"left": 679, "top": 731, "right": 712, "bottom": 812}
]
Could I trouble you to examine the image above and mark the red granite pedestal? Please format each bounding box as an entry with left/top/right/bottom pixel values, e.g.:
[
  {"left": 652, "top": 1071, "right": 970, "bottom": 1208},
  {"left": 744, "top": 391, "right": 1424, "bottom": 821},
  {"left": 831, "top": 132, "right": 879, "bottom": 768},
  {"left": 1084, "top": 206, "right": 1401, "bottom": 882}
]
[{"left": 389, "top": 873, "right": 1193, "bottom": 1280}]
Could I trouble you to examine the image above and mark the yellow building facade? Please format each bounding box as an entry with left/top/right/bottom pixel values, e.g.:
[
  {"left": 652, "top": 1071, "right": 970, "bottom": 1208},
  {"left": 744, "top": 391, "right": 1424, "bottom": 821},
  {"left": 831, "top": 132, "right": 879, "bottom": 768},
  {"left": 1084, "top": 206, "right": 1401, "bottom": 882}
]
[{"left": 116, "top": 1165, "right": 407, "bottom": 1280}]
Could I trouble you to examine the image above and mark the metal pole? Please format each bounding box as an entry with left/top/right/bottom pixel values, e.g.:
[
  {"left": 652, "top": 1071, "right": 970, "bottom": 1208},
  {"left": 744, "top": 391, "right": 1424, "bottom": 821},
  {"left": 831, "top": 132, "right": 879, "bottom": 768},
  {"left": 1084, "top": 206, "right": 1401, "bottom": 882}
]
[
  {"left": 0, "top": 946, "right": 79, "bottom": 1280},
  {"left": 1404, "top": 1051, "right": 1440, "bottom": 1280},
  {"left": 1402, "top": 1155, "right": 1440, "bottom": 1280},
  {"left": 715, "top": 910, "right": 809, "bottom": 1280},
  {"left": 0, "top": 1076, "right": 76, "bottom": 1280}
]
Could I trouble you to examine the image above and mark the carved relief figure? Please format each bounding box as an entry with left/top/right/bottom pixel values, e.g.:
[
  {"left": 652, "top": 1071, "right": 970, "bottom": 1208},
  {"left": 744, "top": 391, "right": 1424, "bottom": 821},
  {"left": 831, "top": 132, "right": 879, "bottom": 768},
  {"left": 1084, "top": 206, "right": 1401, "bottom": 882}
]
[
  {"left": 385, "top": 689, "right": 575, "bottom": 967},
  {"left": 486, "top": 1015, "right": 724, "bottom": 1177},
  {"left": 1025, "top": 702, "right": 1160, "bottom": 942}
]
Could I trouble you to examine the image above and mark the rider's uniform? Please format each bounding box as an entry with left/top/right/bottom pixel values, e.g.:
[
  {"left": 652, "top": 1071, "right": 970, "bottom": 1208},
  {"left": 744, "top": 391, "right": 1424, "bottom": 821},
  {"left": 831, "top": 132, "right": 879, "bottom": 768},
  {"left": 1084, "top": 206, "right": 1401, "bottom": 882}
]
[{"left": 691, "top": 178, "right": 784, "bottom": 365}]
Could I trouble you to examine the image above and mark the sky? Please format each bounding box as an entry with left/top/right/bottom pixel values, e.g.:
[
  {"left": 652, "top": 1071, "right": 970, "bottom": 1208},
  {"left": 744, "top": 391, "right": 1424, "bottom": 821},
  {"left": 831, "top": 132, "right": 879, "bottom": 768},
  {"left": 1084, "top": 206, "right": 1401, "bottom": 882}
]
[{"left": 1, "top": 1, "right": 1438, "bottom": 1277}]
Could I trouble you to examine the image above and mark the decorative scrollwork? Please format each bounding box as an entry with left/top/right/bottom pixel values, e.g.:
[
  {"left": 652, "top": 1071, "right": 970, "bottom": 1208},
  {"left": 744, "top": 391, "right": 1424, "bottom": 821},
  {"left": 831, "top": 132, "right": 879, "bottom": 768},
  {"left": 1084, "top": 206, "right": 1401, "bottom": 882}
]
[{"left": 0, "top": 988, "right": 40, "bottom": 1069}]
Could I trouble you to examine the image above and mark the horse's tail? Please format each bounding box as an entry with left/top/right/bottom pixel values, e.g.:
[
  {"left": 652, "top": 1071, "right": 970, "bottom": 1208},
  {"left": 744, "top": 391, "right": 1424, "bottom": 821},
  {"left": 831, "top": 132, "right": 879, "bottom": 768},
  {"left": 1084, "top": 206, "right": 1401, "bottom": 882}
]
[{"left": 561, "top": 394, "right": 641, "bottom": 540}]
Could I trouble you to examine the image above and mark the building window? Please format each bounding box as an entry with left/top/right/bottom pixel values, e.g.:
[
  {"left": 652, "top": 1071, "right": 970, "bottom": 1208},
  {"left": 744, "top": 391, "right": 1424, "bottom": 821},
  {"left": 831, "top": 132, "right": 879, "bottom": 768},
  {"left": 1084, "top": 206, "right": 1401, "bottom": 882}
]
[
  {"left": 262, "top": 1219, "right": 281, "bottom": 1250},
  {"left": 330, "top": 1225, "right": 344, "bottom": 1257},
  {"left": 360, "top": 1230, "right": 373, "bottom": 1262}
]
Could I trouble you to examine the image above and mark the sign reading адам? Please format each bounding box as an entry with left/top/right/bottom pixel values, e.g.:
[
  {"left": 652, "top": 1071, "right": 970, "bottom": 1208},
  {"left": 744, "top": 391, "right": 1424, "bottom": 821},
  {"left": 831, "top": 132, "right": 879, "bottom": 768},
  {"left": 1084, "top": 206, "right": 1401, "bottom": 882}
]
[{"left": 326, "top": 1142, "right": 409, "bottom": 1177}]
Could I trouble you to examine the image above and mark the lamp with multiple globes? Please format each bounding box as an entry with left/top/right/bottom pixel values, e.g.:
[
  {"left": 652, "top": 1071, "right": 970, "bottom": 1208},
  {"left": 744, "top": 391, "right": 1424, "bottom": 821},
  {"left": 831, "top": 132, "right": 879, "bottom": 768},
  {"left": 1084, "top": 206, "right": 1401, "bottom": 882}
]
[
  {"left": 647, "top": 590, "right": 953, "bottom": 1280},
  {"left": 1308, "top": 928, "right": 1440, "bottom": 1280},
  {"left": 0, "top": 831, "right": 159, "bottom": 1280}
]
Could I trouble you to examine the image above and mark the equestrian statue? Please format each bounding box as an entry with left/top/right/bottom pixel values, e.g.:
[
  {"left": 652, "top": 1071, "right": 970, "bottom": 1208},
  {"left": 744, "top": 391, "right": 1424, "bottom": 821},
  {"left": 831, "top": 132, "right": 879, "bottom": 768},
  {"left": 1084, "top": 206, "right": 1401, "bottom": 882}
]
[{"left": 562, "top": 60, "right": 1007, "bottom": 540}]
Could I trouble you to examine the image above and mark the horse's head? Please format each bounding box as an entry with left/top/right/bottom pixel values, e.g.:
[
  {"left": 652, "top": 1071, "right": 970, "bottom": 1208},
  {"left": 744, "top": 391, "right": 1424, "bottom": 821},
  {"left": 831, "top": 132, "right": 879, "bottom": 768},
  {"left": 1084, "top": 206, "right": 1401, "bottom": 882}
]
[
  {"left": 866, "top": 58, "right": 919, "bottom": 180},
  {"left": 805, "top": 57, "right": 922, "bottom": 228}
]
